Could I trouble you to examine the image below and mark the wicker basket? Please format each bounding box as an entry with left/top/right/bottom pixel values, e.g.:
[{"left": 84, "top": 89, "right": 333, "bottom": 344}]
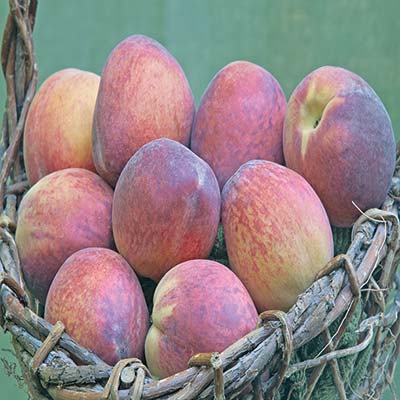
[{"left": 1, "top": 2, "right": 400, "bottom": 399}]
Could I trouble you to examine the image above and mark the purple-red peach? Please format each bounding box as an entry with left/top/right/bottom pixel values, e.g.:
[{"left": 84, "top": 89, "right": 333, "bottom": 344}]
[
  {"left": 144, "top": 259, "right": 258, "bottom": 378},
  {"left": 191, "top": 61, "right": 287, "bottom": 189},
  {"left": 24, "top": 68, "right": 99, "bottom": 185},
  {"left": 222, "top": 160, "right": 333, "bottom": 312},
  {"left": 15, "top": 168, "right": 113, "bottom": 303},
  {"left": 283, "top": 66, "right": 396, "bottom": 227},
  {"left": 112, "top": 138, "right": 220, "bottom": 282},
  {"left": 92, "top": 34, "right": 195, "bottom": 186},
  {"left": 45, "top": 248, "right": 149, "bottom": 365}
]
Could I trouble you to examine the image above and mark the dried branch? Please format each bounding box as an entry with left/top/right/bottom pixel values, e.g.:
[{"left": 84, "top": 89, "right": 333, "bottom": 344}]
[
  {"left": 6, "top": 179, "right": 29, "bottom": 195},
  {"left": 0, "top": 1, "right": 399, "bottom": 399},
  {"left": 0, "top": 0, "right": 38, "bottom": 210},
  {"left": 285, "top": 320, "right": 374, "bottom": 376}
]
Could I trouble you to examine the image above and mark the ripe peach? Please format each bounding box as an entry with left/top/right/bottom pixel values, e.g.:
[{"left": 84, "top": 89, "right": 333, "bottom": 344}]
[
  {"left": 144, "top": 259, "right": 258, "bottom": 378},
  {"left": 222, "top": 160, "right": 333, "bottom": 312},
  {"left": 45, "top": 248, "right": 149, "bottom": 365},
  {"left": 191, "top": 61, "right": 286, "bottom": 189},
  {"left": 24, "top": 68, "right": 99, "bottom": 185},
  {"left": 93, "top": 34, "right": 195, "bottom": 186},
  {"left": 112, "top": 138, "right": 220, "bottom": 282},
  {"left": 283, "top": 66, "right": 396, "bottom": 227},
  {"left": 15, "top": 168, "right": 113, "bottom": 303}
]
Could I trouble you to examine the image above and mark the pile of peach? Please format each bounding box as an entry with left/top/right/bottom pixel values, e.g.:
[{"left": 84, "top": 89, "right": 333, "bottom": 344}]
[{"left": 16, "top": 34, "right": 395, "bottom": 377}]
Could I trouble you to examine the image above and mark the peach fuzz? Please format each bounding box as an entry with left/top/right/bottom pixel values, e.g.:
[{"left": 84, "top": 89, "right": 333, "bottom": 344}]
[
  {"left": 45, "top": 248, "right": 149, "bottom": 365},
  {"left": 112, "top": 138, "right": 220, "bottom": 282},
  {"left": 93, "top": 34, "right": 195, "bottom": 186},
  {"left": 191, "top": 60, "right": 286, "bottom": 189},
  {"left": 283, "top": 66, "right": 396, "bottom": 227},
  {"left": 144, "top": 259, "right": 258, "bottom": 378},
  {"left": 222, "top": 160, "right": 333, "bottom": 312},
  {"left": 15, "top": 168, "right": 114, "bottom": 303},
  {"left": 24, "top": 68, "right": 99, "bottom": 185}
]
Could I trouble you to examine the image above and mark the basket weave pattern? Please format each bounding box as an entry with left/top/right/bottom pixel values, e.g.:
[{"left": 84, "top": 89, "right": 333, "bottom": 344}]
[{"left": 1, "top": 2, "right": 400, "bottom": 399}]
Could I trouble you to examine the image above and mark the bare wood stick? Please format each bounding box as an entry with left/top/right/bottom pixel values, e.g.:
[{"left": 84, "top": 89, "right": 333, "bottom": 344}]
[
  {"left": 2, "top": 11, "right": 20, "bottom": 185},
  {"left": 7, "top": 324, "right": 76, "bottom": 368},
  {"left": 10, "top": 0, "right": 34, "bottom": 86},
  {"left": 370, "top": 324, "right": 384, "bottom": 389},
  {"left": 383, "top": 331, "right": 400, "bottom": 387},
  {"left": 377, "top": 209, "right": 399, "bottom": 289},
  {"left": 1, "top": 111, "right": 8, "bottom": 153},
  {"left": 1, "top": 195, "right": 32, "bottom": 308},
  {"left": 14, "top": 31, "right": 25, "bottom": 114},
  {"left": 47, "top": 359, "right": 148, "bottom": 400},
  {"left": 30, "top": 321, "right": 65, "bottom": 374},
  {"left": 188, "top": 353, "right": 216, "bottom": 367},
  {"left": 6, "top": 179, "right": 29, "bottom": 194},
  {"left": 120, "top": 366, "right": 136, "bottom": 388},
  {"left": 4, "top": 193, "right": 17, "bottom": 224},
  {"left": 48, "top": 390, "right": 105, "bottom": 400},
  {"left": 369, "top": 276, "right": 386, "bottom": 312},
  {"left": 0, "top": 239, "right": 24, "bottom": 295},
  {"left": 322, "top": 330, "right": 347, "bottom": 400},
  {"left": 287, "top": 324, "right": 374, "bottom": 377},
  {"left": 26, "top": 1, "right": 39, "bottom": 86},
  {"left": 1, "top": 229, "right": 25, "bottom": 293},
  {"left": 1, "top": 14, "right": 15, "bottom": 75},
  {"left": 0, "top": 73, "right": 36, "bottom": 207},
  {"left": 258, "top": 311, "right": 293, "bottom": 400},
  {"left": 379, "top": 289, "right": 400, "bottom": 355},
  {"left": 252, "top": 376, "right": 263, "bottom": 400},
  {"left": 372, "top": 353, "right": 397, "bottom": 400},
  {"left": 188, "top": 352, "right": 225, "bottom": 400},
  {"left": 129, "top": 368, "right": 145, "bottom": 400},
  {"left": 4, "top": 31, "right": 16, "bottom": 153},
  {"left": 39, "top": 364, "right": 112, "bottom": 387},
  {"left": 0, "top": 272, "right": 27, "bottom": 307}
]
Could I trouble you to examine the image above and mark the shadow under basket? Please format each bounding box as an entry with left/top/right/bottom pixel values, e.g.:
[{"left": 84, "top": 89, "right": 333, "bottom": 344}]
[{"left": 1, "top": 2, "right": 400, "bottom": 399}]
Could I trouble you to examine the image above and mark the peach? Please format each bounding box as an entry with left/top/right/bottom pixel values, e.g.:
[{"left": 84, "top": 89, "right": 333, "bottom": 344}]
[
  {"left": 45, "top": 248, "right": 149, "bottom": 365},
  {"left": 93, "top": 34, "right": 195, "bottom": 186},
  {"left": 15, "top": 168, "right": 113, "bottom": 303},
  {"left": 222, "top": 160, "right": 333, "bottom": 312},
  {"left": 144, "top": 259, "right": 258, "bottom": 378},
  {"left": 112, "top": 138, "right": 220, "bottom": 282},
  {"left": 191, "top": 61, "right": 287, "bottom": 189},
  {"left": 24, "top": 68, "right": 99, "bottom": 185},
  {"left": 283, "top": 66, "right": 396, "bottom": 227}
]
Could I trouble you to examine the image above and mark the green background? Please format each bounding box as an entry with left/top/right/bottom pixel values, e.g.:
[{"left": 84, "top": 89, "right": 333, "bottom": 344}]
[{"left": 0, "top": 1, "right": 399, "bottom": 398}]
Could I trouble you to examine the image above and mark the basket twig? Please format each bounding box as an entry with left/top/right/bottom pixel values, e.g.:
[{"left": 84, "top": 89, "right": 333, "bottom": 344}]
[
  {"left": 0, "top": 0, "right": 37, "bottom": 211},
  {"left": 1, "top": 1, "right": 400, "bottom": 399}
]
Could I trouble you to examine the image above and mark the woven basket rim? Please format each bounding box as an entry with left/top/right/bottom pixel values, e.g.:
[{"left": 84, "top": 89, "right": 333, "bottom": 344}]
[{"left": 1, "top": 2, "right": 400, "bottom": 399}]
